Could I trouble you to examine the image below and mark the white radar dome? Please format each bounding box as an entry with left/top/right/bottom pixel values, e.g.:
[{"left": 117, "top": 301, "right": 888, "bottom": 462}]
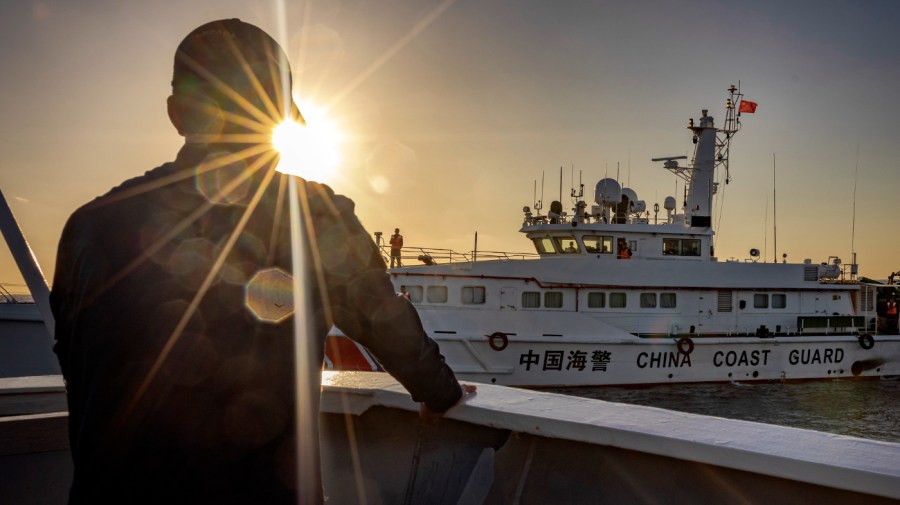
[
  {"left": 622, "top": 187, "right": 638, "bottom": 205},
  {"left": 595, "top": 178, "right": 622, "bottom": 207},
  {"left": 664, "top": 196, "right": 677, "bottom": 211}
]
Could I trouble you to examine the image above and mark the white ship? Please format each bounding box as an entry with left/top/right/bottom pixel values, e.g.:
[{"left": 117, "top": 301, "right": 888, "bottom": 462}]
[{"left": 356, "top": 85, "right": 900, "bottom": 387}]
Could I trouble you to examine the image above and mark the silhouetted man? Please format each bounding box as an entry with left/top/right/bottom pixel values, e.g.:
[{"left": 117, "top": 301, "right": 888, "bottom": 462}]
[{"left": 51, "top": 19, "right": 465, "bottom": 504}]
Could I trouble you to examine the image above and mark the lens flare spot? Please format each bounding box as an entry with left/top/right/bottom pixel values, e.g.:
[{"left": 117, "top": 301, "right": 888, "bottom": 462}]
[
  {"left": 245, "top": 267, "right": 294, "bottom": 323},
  {"left": 273, "top": 102, "right": 341, "bottom": 182},
  {"left": 195, "top": 150, "right": 251, "bottom": 206},
  {"left": 365, "top": 141, "right": 418, "bottom": 195},
  {"left": 168, "top": 238, "right": 217, "bottom": 291},
  {"left": 369, "top": 174, "right": 390, "bottom": 194}
]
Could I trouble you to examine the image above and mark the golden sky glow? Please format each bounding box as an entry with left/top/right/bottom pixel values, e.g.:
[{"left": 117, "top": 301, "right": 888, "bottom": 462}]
[{"left": 1, "top": 0, "right": 899, "bottom": 293}]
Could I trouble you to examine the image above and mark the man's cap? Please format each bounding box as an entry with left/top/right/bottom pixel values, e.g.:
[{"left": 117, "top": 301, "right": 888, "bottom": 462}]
[{"left": 172, "top": 19, "right": 291, "bottom": 102}]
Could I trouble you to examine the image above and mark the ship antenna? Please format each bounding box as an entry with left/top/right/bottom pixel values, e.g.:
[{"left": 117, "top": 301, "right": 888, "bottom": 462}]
[
  {"left": 570, "top": 169, "right": 585, "bottom": 208},
  {"left": 628, "top": 149, "right": 631, "bottom": 187},
  {"left": 764, "top": 195, "right": 768, "bottom": 263},
  {"left": 773, "top": 153, "right": 777, "bottom": 263},
  {"left": 851, "top": 144, "right": 859, "bottom": 277},
  {"left": 540, "top": 171, "right": 545, "bottom": 214},
  {"left": 559, "top": 166, "right": 563, "bottom": 204},
  {"left": 851, "top": 145, "right": 859, "bottom": 255}
]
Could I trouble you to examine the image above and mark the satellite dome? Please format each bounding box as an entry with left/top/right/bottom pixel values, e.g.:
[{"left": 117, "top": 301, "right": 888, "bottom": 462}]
[
  {"left": 664, "top": 196, "right": 677, "bottom": 211},
  {"left": 595, "top": 178, "right": 622, "bottom": 207}
]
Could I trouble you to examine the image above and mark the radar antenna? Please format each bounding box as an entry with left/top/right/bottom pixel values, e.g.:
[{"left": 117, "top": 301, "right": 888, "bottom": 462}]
[{"left": 652, "top": 156, "right": 690, "bottom": 183}]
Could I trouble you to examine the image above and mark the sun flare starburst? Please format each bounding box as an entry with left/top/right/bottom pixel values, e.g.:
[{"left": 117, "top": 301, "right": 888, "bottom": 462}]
[{"left": 273, "top": 102, "right": 341, "bottom": 182}]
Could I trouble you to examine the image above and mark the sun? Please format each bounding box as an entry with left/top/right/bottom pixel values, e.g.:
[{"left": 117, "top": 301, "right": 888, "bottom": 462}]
[{"left": 273, "top": 101, "right": 342, "bottom": 182}]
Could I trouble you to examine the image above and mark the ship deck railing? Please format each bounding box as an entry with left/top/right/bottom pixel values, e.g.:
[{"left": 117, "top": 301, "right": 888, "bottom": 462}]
[{"left": 378, "top": 245, "right": 539, "bottom": 266}]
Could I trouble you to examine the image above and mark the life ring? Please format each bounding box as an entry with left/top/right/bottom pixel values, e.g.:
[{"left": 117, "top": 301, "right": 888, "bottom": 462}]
[
  {"left": 676, "top": 336, "right": 695, "bottom": 356},
  {"left": 487, "top": 332, "right": 509, "bottom": 352},
  {"left": 858, "top": 334, "right": 875, "bottom": 350}
]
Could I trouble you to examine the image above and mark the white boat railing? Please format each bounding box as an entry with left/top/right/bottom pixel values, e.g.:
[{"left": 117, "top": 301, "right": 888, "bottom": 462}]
[{"left": 378, "top": 245, "right": 539, "bottom": 266}]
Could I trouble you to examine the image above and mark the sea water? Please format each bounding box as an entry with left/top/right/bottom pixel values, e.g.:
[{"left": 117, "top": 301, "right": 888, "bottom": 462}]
[{"left": 550, "top": 378, "right": 900, "bottom": 444}]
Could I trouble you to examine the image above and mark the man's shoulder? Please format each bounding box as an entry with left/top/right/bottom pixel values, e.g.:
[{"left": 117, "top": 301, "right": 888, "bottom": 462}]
[
  {"left": 303, "top": 179, "right": 356, "bottom": 217},
  {"left": 65, "top": 161, "right": 182, "bottom": 236},
  {"left": 79, "top": 162, "right": 178, "bottom": 210}
]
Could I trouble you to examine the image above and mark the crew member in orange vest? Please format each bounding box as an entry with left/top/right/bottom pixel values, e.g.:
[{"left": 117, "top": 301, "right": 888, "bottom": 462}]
[
  {"left": 617, "top": 238, "right": 632, "bottom": 259},
  {"left": 390, "top": 228, "right": 404, "bottom": 268}
]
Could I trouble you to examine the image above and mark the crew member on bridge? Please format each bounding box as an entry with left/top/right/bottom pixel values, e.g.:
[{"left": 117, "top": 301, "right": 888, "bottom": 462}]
[
  {"left": 390, "top": 227, "right": 404, "bottom": 267},
  {"left": 617, "top": 238, "right": 632, "bottom": 259}
]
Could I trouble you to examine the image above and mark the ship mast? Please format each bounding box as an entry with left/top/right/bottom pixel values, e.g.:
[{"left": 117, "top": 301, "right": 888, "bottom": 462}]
[
  {"left": 660, "top": 84, "right": 742, "bottom": 229},
  {"left": 717, "top": 84, "right": 743, "bottom": 187}
]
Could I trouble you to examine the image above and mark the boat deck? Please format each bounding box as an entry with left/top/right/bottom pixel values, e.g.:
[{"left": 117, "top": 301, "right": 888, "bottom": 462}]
[{"left": 3, "top": 372, "right": 899, "bottom": 504}]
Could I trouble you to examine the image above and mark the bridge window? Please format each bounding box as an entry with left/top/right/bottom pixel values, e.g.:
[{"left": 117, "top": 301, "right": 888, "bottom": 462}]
[
  {"left": 461, "top": 286, "right": 486, "bottom": 304},
  {"left": 522, "top": 291, "right": 541, "bottom": 308},
  {"left": 754, "top": 293, "right": 768, "bottom": 309},
  {"left": 772, "top": 294, "right": 786, "bottom": 309},
  {"left": 660, "top": 292, "right": 677, "bottom": 308},
  {"left": 401, "top": 285, "right": 423, "bottom": 303},
  {"left": 532, "top": 236, "right": 557, "bottom": 254},
  {"left": 640, "top": 293, "right": 657, "bottom": 308},
  {"left": 544, "top": 291, "right": 564, "bottom": 308},
  {"left": 587, "top": 292, "right": 606, "bottom": 308},
  {"left": 662, "top": 238, "right": 701, "bottom": 256},
  {"left": 554, "top": 237, "right": 580, "bottom": 254},
  {"left": 609, "top": 292, "right": 627, "bottom": 308},
  {"left": 583, "top": 236, "right": 613, "bottom": 254},
  {"left": 663, "top": 239, "right": 680, "bottom": 255},
  {"left": 682, "top": 239, "right": 700, "bottom": 256},
  {"left": 427, "top": 286, "right": 448, "bottom": 303}
]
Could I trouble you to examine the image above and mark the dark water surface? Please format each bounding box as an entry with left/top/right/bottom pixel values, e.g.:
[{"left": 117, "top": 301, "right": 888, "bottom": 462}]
[{"left": 548, "top": 379, "right": 900, "bottom": 444}]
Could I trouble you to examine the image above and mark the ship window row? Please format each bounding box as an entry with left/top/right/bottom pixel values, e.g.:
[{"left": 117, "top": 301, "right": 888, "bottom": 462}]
[
  {"left": 587, "top": 291, "right": 677, "bottom": 309},
  {"left": 754, "top": 293, "right": 786, "bottom": 309},
  {"left": 522, "top": 291, "right": 563, "bottom": 308},
  {"left": 521, "top": 290, "right": 681, "bottom": 309},
  {"left": 402, "top": 285, "right": 789, "bottom": 312},
  {"left": 534, "top": 234, "right": 700, "bottom": 257},
  {"left": 400, "top": 285, "right": 486, "bottom": 305},
  {"left": 532, "top": 235, "right": 615, "bottom": 255},
  {"left": 718, "top": 291, "right": 788, "bottom": 311},
  {"left": 662, "top": 238, "right": 701, "bottom": 256},
  {"left": 587, "top": 292, "right": 625, "bottom": 308}
]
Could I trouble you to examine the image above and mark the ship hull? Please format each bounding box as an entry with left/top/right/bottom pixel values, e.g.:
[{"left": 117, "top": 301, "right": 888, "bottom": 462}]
[{"left": 436, "top": 333, "right": 900, "bottom": 387}]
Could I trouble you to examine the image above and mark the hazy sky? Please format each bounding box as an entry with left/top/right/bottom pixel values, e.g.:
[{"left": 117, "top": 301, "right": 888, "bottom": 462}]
[{"left": 2, "top": 0, "right": 899, "bottom": 294}]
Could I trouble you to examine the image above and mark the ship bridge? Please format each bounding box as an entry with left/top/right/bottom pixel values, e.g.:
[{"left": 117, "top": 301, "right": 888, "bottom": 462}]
[{"left": 520, "top": 174, "right": 715, "bottom": 262}]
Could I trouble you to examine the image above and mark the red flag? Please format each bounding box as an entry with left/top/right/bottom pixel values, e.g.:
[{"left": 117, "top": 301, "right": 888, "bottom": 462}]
[{"left": 738, "top": 100, "right": 758, "bottom": 113}]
